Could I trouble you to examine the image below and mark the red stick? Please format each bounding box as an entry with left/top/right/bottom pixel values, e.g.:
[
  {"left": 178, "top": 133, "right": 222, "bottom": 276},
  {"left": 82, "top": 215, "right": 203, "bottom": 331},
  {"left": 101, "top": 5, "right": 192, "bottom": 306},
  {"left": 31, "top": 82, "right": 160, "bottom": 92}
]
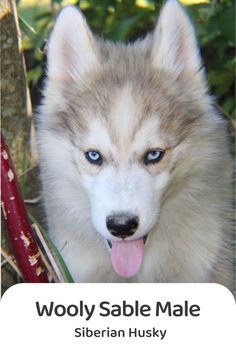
[{"left": 1, "top": 134, "right": 48, "bottom": 282}]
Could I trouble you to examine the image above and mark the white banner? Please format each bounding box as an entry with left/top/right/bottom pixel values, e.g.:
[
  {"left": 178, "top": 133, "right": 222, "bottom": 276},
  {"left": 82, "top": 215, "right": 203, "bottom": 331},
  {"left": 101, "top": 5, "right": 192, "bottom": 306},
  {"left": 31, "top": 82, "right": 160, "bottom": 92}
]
[{"left": 0, "top": 284, "right": 235, "bottom": 353}]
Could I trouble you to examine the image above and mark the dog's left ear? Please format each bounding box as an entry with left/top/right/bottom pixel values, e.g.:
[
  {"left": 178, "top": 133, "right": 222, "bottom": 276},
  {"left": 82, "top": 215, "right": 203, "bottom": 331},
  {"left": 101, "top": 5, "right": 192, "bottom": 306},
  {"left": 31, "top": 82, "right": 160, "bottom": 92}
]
[
  {"left": 47, "top": 6, "right": 99, "bottom": 84},
  {"left": 152, "top": 0, "right": 206, "bottom": 90}
]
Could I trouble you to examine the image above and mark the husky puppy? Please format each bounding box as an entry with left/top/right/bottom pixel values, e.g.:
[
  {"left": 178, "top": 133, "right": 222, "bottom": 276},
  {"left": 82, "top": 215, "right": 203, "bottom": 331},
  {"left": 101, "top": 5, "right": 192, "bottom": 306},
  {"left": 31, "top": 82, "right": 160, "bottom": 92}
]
[{"left": 37, "top": 0, "right": 234, "bottom": 288}]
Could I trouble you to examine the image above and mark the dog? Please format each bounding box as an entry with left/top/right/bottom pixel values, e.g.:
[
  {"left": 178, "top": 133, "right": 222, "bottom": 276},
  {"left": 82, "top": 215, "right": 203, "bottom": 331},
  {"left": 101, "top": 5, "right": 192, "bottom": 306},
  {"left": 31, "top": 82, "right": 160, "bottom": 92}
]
[{"left": 37, "top": 0, "right": 234, "bottom": 289}]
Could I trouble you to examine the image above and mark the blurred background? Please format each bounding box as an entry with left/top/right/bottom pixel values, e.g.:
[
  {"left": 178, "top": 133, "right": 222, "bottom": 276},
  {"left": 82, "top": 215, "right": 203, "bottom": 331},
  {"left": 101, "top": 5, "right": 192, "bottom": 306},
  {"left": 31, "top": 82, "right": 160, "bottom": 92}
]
[
  {"left": 17, "top": 0, "right": 235, "bottom": 115},
  {"left": 1, "top": 0, "right": 235, "bottom": 292}
]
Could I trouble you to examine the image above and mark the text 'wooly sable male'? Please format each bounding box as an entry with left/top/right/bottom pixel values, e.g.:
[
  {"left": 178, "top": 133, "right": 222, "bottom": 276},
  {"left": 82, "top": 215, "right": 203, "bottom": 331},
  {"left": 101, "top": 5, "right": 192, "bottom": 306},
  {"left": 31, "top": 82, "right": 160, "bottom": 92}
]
[{"left": 37, "top": 0, "right": 233, "bottom": 288}]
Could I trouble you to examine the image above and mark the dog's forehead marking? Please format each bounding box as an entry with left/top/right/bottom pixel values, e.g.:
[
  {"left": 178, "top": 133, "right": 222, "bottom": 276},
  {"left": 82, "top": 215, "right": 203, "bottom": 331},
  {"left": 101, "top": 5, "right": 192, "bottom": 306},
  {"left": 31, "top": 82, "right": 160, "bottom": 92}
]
[
  {"left": 80, "top": 83, "right": 171, "bottom": 165},
  {"left": 108, "top": 84, "right": 152, "bottom": 156},
  {"left": 83, "top": 119, "right": 113, "bottom": 150},
  {"left": 108, "top": 85, "right": 165, "bottom": 153},
  {"left": 109, "top": 85, "right": 137, "bottom": 142}
]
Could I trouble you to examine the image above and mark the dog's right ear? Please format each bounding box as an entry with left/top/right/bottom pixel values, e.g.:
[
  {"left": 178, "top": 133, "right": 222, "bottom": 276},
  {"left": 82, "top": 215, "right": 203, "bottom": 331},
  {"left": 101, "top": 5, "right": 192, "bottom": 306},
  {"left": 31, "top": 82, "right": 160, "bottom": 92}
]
[
  {"left": 151, "top": 0, "right": 206, "bottom": 92},
  {"left": 47, "top": 6, "right": 99, "bottom": 83}
]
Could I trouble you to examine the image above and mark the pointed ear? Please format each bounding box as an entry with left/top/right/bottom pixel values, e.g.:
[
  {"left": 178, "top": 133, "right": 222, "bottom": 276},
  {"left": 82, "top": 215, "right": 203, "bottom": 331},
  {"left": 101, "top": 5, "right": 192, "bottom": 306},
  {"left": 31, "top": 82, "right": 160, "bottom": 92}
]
[
  {"left": 47, "top": 6, "right": 99, "bottom": 83},
  {"left": 151, "top": 0, "right": 206, "bottom": 90}
]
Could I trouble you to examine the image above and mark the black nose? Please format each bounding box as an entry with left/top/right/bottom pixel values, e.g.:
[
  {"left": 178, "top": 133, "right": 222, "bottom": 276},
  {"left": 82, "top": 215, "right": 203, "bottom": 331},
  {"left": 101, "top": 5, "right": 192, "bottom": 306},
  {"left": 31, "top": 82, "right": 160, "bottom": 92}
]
[{"left": 106, "top": 214, "right": 139, "bottom": 238}]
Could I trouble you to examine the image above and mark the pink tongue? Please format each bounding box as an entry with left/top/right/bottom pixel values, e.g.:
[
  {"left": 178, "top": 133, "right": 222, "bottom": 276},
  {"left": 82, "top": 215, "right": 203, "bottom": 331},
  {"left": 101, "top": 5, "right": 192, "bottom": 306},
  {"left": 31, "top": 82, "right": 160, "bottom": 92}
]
[{"left": 110, "top": 239, "right": 144, "bottom": 278}]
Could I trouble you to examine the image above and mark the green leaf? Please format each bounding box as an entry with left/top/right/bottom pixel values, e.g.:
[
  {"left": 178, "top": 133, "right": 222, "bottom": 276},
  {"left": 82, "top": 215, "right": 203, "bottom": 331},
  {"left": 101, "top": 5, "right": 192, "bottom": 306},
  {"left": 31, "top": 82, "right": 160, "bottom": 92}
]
[
  {"left": 208, "top": 69, "right": 234, "bottom": 97},
  {"left": 110, "top": 14, "right": 143, "bottom": 41},
  {"left": 27, "top": 65, "right": 43, "bottom": 86},
  {"left": 28, "top": 213, "right": 74, "bottom": 283},
  {"left": 19, "top": 16, "right": 39, "bottom": 41}
]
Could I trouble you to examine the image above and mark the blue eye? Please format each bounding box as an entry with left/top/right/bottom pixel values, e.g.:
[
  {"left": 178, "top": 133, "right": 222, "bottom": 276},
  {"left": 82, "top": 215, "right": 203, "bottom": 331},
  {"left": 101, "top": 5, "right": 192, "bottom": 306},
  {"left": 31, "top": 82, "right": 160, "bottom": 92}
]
[
  {"left": 85, "top": 151, "right": 103, "bottom": 165},
  {"left": 144, "top": 149, "right": 165, "bottom": 165}
]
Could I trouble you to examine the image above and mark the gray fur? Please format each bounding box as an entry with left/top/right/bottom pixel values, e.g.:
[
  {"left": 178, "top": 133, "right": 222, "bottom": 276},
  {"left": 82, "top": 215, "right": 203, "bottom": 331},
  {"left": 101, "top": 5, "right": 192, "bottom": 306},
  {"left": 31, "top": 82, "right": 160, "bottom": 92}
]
[{"left": 36, "top": 2, "right": 234, "bottom": 292}]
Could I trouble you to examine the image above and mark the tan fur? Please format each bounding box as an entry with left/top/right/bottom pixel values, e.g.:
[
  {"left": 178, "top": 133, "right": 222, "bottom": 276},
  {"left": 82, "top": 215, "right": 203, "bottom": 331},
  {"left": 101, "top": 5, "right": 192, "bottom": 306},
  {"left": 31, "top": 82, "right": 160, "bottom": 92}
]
[{"left": 36, "top": 2, "right": 234, "bottom": 292}]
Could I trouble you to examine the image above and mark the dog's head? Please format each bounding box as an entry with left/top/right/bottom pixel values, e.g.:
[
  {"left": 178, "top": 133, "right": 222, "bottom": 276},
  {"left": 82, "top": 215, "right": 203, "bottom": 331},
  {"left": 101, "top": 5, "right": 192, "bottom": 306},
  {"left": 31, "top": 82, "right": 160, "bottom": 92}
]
[{"left": 40, "top": 1, "right": 216, "bottom": 278}]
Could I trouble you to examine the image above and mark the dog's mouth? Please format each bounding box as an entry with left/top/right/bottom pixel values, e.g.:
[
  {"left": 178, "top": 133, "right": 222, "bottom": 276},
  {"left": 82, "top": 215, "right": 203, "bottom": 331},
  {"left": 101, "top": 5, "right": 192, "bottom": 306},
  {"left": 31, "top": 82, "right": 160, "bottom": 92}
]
[{"left": 106, "top": 235, "right": 148, "bottom": 278}]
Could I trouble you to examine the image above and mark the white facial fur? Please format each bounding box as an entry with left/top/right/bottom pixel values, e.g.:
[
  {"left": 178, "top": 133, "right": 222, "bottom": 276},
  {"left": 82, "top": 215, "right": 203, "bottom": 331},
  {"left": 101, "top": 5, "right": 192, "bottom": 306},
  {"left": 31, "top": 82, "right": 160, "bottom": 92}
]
[
  {"left": 40, "top": 0, "right": 201, "bottom": 245},
  {"left": 75, "top": 86, "right": 171, "bottom": 242},
  {"left": 82, "top": 163, "right": 170, "bottom": 241},
  {"left": 37, "top": 1, "right": 233, "bottom": 288}
]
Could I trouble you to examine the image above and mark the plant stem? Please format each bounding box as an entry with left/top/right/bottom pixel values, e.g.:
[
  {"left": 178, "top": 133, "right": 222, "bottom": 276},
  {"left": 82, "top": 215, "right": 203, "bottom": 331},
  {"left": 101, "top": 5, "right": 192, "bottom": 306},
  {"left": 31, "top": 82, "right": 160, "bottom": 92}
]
[{"left": 1, "top": 134, "right": 48, "bottom": 283}]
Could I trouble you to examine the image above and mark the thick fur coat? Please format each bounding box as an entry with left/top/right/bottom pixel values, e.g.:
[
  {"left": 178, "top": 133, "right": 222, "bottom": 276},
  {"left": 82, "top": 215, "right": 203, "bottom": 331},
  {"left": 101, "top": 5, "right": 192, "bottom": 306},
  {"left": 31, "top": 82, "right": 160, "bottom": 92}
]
[{"left": 37, "top": 0, "right": 234, "bottom": 289}]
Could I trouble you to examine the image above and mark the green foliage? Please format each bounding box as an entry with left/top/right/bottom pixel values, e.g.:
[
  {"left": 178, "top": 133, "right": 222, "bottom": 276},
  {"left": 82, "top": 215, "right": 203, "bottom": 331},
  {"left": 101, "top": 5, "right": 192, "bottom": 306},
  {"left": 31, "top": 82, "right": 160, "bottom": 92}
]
[
  {"left": 18, "top": 0, "right": 235, "bottom": 119},
  {"left": 186, "top": 0, "right": 235, "bottom": 119}
]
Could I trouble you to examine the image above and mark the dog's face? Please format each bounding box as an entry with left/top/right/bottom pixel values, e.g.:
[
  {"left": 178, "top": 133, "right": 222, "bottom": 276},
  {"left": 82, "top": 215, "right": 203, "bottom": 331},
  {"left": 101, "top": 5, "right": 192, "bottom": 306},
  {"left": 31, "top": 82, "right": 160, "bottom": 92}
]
[
  {"left": 77, "top": 84, "right": 172, "bottom": 243},
  {"left": 41, "top": 0, "right": 210, "bottom": 277}
]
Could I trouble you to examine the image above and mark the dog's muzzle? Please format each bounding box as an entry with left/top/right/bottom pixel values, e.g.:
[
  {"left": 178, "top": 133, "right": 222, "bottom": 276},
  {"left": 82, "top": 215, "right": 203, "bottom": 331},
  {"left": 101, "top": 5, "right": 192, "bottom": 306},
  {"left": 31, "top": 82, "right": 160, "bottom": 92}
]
[{"left": 106, "top": 214, "right": 139, "bottom": 239}]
